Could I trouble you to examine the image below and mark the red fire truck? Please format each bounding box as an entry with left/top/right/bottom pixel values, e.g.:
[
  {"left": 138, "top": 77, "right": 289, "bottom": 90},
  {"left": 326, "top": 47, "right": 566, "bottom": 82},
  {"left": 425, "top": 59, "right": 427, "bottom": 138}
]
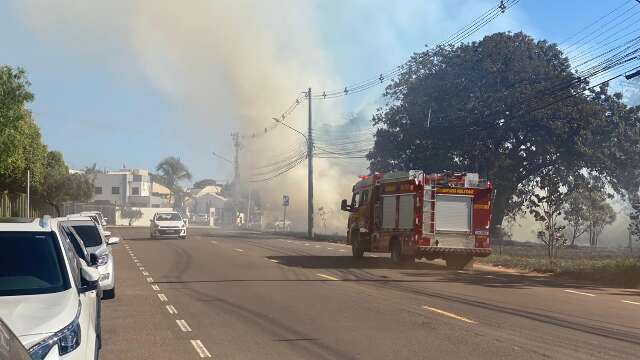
[{"left": 340, "top": 171, "right": 493, "bottom": 269}]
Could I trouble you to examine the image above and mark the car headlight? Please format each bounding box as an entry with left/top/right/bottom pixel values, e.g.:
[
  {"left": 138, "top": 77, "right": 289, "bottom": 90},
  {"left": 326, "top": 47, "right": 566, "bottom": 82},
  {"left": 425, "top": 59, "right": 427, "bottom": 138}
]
[
  {"left": 97, "top": 253, "right": 110, "bottom": 266},
  {"left": 29, "top": 302, "right": 82, "bottom": 359}
]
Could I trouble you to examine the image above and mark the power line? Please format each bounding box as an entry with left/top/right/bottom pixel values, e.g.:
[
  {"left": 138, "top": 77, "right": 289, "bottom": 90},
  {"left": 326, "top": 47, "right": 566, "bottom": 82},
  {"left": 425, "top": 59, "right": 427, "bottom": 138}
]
[{"left": 310, "top": 0, "right": 521, "bottom": 100}]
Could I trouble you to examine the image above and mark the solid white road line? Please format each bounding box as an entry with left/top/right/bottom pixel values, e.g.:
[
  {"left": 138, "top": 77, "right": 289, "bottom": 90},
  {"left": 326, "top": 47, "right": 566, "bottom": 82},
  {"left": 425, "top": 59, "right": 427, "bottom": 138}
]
[
  {"left": 146, "top": 277, "right": 154, "bottom": 283},
  {"left": 158, "top": 293, "right": 168, "bottom": 302},
  {"left": 622, "top": 300, "right": 640, "bottom": 305},
  {"left": 176, "top": 319, "right": 192, "bottom": 332},
  {"left": 142, "top": 271, "right": 150, "bottom": 276},
  {"left": 317, "top": 273, "right": 339, "bottom": 281},
  {"left": 151, "top": 284, "right": 160, "bottom": 291},
  {"left": 190, "top": 340, "right": 212, "bottom": 358},
  {"left": 564, "top": 289, "right": 596, "bottom": 297},
  {"left": 423, "top": 306, "right": 477, "bottom": 324},
  {"left": 166, "top": 305, "right": 178, "bottom": 315},
  {"left": 234, "top": 248, "right": 244, "bottom": 252}
]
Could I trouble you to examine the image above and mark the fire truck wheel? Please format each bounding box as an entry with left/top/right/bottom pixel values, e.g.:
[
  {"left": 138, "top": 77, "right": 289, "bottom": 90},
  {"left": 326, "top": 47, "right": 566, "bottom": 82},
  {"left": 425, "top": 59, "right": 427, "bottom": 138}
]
[
  {"left": 445, "top": 255, "right": 475, "bottom": 270},
  {"left": 390, "top": 240, "right": 402, "bottom": 264},
  {"left": 352, "top": 244, "right": 364, "bottom": 258}
]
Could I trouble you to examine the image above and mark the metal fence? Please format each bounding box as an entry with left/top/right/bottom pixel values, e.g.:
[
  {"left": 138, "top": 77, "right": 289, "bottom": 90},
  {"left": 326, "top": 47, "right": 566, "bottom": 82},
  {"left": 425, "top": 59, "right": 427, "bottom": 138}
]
[
  {"left": 60, "top": 203, "right": 117, "bottom": 225},
  {"left": 0, "top": 192, "right": 51, "bottom": 218}
]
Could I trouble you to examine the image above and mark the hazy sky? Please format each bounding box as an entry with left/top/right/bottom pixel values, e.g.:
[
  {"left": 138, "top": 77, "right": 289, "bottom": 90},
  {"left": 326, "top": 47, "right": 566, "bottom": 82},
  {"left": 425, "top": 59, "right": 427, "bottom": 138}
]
[
  {"left": 2, "top": 0, "right": 638, "bottom": 240},
  {"left": 2, "top": 0, "right": 625, "bottom": 179}
]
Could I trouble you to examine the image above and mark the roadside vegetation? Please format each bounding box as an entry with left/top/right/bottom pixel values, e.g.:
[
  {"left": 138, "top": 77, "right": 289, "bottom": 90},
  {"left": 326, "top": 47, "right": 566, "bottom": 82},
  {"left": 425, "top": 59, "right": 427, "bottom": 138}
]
[
  {"left": 0, "top": 66, "right": 93, "bottom": 216},
  {"left": 479, "top": 245, "right": 640, "bottom": 288}
]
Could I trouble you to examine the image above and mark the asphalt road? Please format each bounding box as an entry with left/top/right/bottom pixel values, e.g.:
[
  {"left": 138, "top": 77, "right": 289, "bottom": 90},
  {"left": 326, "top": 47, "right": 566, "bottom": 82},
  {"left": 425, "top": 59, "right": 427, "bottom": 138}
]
[{"left": 101, "top": 227, "right": 640, "bottom": 359}]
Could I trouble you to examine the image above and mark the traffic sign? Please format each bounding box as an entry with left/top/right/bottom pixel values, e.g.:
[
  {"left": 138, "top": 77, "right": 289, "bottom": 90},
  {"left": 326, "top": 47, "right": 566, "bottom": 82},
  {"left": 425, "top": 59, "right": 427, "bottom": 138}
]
[{"left": 283, "top": 195, "right": 290, "bottom": 207}]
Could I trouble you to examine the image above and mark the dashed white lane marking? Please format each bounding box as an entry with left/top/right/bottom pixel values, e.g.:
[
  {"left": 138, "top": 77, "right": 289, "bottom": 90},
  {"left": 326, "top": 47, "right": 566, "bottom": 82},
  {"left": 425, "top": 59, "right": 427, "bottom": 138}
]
[
  {"left": 190, "top": 340, "right": 212, "bottom": 358},
  {"left": 370, "top": 254, "right": 378, "bottom": 257},
  {"left": 423, "top": 306, "right": 477, "bottom": 324},
  {"left": 315, "top": 245, "right": 321, "bottom": 248},
  {"left": 176, "top": 319, "right": 192, "bottom": 332},
  {"left": 484, "top": 275, "right": 497, "bottom": 279},
  {"left": 157, "top": 293, "right": 168, "bottom": 302},
  {"left": 317, "top": 273, "right": 339, "bottom": 281},
  {"left": 304, "top": 243, "right": 310, "bottom": 246},
  {"left": 287, "top": 240, "right": 293, "bottom": 243},
  {"left": 146, "top": 277, "right": 154, "bottom": 283},
  {"left": 327, "top": 247, "right": 333, "bottom": 250},
  {"left": 338, "top": 249, "right": 346, "bottom": 252},
  {"left": 268, "top": 259, "right": 279, "bottom": 263},
  {"left": 151, "top": 284, "right": 160, "bottom": 291},
  {"left": 564, "top": 289, "right": 596, "bottom": 297},
  {"left": 233, "top": 248, "right": 244, "bottom": 252},
  {"left": 139, "top": 267, "right": 145, "bottom": 271},
  {"left": 622, "top": 300, "right": 640, "bottom": 305},
  {"left": 166, "top": 305, "right": 178, "bottom": 315},
  {"left": 142, "top": 271, "right": 150, "bottom": 276},
  {"left": 210, "top": 240, "right": 218, "bottom": 244}
]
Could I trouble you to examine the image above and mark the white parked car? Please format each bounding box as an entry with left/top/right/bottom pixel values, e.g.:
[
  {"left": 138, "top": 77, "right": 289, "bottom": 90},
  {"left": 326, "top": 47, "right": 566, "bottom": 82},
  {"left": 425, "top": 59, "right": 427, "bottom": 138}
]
[
  {"left": 0, "top": 216, "right": 101, "bottom": 360},
  {"left": 76, "top": 212, "right": 111, "bottom": 238},
  {"left": 65, "top": 216, "right": 119, "bottom": 299},
  {"left": 150, "top": 212, "right": 187, "bottom": 239}
]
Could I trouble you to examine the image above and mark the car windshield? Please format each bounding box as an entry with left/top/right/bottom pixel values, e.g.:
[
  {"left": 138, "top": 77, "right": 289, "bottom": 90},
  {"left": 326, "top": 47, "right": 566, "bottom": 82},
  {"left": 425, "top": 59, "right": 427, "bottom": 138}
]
[
  {"left": 0, "top": 232, "right": 69, "bottom": 296},
  {"left": 156, "top": 213, "right": 181, "bottom": 221},
  {"left": 71, "top": 224, "right": 103, "bottom": 247}
]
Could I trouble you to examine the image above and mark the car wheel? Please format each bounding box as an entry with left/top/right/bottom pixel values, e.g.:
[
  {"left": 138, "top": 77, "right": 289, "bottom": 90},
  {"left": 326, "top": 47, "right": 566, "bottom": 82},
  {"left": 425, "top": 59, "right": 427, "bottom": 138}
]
[{"left": 102, "top": 288, "right": 115, "bottom": 300}]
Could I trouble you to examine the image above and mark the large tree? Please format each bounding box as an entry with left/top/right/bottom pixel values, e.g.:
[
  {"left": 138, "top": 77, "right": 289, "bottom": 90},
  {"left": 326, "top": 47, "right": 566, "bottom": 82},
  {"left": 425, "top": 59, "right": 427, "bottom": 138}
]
[
  {"left": 0, "top": 66, "right": 47, "bottom": 193},
  {"left": 155, "top": 156, "right": 192, "bottom": 207},
  {"left": 368, "top": 32, "right": 640, "bottom": 230},
  {"left": 33, "top": 151, "right": 94, "bottom": 216}
]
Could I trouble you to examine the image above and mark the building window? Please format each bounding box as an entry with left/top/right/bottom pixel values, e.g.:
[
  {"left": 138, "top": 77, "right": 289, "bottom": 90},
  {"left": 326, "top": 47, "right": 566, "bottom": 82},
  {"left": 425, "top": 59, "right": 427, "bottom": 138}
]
[
  {"left": 95, "top": 187, "right": 103, "bottom": 195},
  {"left": 112, "top": 187, "right": 120, "bottom": 195},
  {"left": 133, "top": 175, "right": 142, "bottom": 182},
  {"left": 132, "top": 187, "right": 140, "bottom": 196}
]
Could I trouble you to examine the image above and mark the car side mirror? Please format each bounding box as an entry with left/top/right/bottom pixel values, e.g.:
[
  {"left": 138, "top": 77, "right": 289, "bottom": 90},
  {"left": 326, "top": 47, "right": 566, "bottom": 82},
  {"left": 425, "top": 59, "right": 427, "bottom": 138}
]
[
  {"left": 103, "top": 230, "right": 112, "bottom": 238},
  {"left": 107, "top": 236, "right": 120, "bottom": 245},
  {"left": 80, "top": 260, "right": 100, "bottom": 293},
  {"left": 340, "top": 199, "right": 350, "bottom": 212}
]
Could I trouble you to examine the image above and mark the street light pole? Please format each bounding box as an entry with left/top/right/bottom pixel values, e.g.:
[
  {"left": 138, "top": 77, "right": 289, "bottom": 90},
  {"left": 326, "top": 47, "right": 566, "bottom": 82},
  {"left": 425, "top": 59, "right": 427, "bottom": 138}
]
[{"left": 307, "top": 88, "right": 314, "bottom": 240}]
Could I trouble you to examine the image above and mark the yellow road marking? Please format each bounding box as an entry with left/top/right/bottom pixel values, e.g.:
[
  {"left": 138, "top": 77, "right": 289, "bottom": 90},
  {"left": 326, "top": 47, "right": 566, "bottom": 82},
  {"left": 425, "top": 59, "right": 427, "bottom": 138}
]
[
  {"left": 622, "top": 300, "right": 640, "bottom": 305},
  {"left": 422, "top": 306, "right": 477, "bottom": 324},
  {"left": 316, "top": 273, "right": 339, "bottom": 281},
  {"left": 564, "top": 289, "right": 596, "bottom": 297}
]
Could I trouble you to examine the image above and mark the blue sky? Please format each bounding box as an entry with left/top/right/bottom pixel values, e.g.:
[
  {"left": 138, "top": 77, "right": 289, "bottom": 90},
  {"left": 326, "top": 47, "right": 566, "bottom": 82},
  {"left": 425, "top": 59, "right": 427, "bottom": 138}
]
[{"left": 0, "top": 0, "right": 634, "bottom": 183}]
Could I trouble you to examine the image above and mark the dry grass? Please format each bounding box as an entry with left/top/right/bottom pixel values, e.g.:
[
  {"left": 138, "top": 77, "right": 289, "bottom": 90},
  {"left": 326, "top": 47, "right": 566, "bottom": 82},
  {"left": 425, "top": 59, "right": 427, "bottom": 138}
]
[{"left": 479, "top": 245, "right": 640, "bottom": 288}]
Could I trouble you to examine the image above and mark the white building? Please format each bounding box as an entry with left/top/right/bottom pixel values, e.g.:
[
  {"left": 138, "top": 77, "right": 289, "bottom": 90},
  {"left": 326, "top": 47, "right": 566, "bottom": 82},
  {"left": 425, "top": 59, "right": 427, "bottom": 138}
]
[{"left": 92, "top": 169, "right": 167, "bottom": 207}]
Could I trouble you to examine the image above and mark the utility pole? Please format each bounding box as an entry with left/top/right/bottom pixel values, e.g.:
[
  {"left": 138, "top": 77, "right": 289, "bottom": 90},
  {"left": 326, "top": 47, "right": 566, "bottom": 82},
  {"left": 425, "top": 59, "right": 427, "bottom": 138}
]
[
  {"left": 231, "top": 132, "right": 241, "bottom": 225},
  {"left": 307, "top": 88, "right": 314, "bottom": 240},
  {"left": 26, "top": 169, "right": 30, "bottom": 217}
]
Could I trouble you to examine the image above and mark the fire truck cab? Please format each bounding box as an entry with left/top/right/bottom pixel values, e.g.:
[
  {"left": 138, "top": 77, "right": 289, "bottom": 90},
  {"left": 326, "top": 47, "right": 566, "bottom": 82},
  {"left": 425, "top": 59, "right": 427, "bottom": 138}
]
[{"left": 340, "top": 171, "right": 493, "bottom": 269}]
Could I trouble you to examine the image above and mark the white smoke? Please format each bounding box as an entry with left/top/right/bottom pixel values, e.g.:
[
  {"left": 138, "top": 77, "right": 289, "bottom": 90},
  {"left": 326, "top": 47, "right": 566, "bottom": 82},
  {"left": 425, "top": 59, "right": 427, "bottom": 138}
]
[{"left": 11, "top": 0, "right": 530, "bottom": 234}]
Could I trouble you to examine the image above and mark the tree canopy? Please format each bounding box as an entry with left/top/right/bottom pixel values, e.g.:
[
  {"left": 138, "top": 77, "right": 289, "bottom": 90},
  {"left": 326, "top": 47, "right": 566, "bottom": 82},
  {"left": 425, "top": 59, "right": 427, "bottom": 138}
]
[
  {"left": 32, "top": 151, "right": 93, "bottom": 215},
  {"left": 155, "top": 156, "right": 192, "bottom": 207},
  {"left": 368, "top": 32, "right": 640, "bottom": 229},
  {"left": 0, "top": 66, "right": 47, "bottom": 193}
]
